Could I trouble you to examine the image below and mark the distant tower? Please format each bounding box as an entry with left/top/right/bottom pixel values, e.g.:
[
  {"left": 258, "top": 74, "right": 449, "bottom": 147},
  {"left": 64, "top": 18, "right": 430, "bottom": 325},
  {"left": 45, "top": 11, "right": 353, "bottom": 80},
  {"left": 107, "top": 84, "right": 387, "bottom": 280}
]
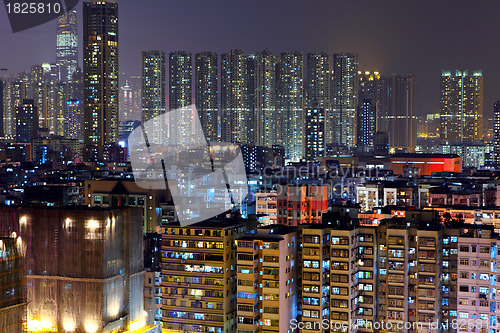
[
  {"left": 195, "top": 52, "right": 218, "bottom": 142},
  {"left": 331, "top": 53, "right": 358, "bottom": 148},
  {"left": 391, "top": 75, "right": 417, "bottom": 152},
  {"left": 493, "top": 101, "right": 500, "bottom": 164},
  {"left": 142, "top": 50, "right": 166, "bottom": 143},
  {"left": 440, "top": 70, "right": 483, "bottom": 143},
  {"left": 279, "top": 52, "right": 304, "bottom": 161},
  {"left": 305, "top": 106, "right": 325, "bottom": 160},
  {"left": 221, "top": 50, "right": 251, "bottom": 144},
  {"left": 306, "top": 52, "right": 330, "bottom": 109},
  {"left": 169, "top": 51, "right": 192, "bottom": 143},
  {"left": 119, "top": 82, "right": 133, "bottom": 121},
  {"left": 16, "top": 99, "right": 38, "bottom": 143},
  {"left": 357, "top": 71, "right": 381, "bottom": 150},
  {"left": 56, "top": 9, "right": 78, "bottom": 82},
  {"left": 65, "top": 99, "right": 81, "bottom": 140},
  {"left": 83, "top": 0, "right": 119, "bottom": 147},
  {"left": 253, "top": 50, "right": 277, "bottom": 147}
]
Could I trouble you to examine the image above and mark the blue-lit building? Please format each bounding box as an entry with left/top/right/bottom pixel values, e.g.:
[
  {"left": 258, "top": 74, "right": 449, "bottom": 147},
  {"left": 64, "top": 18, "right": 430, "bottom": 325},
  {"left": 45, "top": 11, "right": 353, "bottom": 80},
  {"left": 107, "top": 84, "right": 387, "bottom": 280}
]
[{"left": 16, "top": 99, "right": 38, "bottom": 143}]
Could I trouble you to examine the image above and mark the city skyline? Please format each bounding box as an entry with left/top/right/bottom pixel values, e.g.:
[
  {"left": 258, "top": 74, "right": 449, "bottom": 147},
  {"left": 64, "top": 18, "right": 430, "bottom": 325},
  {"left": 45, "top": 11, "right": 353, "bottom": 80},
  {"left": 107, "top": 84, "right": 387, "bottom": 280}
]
[{"left": 1, "top": 1, "right": 500, "bottom": 119}]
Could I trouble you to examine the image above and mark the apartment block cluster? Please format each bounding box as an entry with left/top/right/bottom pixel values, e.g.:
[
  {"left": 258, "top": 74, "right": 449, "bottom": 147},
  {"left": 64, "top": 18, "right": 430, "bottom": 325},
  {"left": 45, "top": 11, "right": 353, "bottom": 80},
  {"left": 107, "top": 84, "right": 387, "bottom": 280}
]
[{"left": 159, "top": 209, "right": 500, "bottom": 333}]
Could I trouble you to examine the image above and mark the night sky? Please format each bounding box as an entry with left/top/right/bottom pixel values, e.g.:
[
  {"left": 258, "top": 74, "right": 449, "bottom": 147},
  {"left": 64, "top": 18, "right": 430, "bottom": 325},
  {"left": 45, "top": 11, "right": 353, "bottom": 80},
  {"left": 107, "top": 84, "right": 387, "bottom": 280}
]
[{"left": 1, "top": 0, "right": 499, "bottom": 120}]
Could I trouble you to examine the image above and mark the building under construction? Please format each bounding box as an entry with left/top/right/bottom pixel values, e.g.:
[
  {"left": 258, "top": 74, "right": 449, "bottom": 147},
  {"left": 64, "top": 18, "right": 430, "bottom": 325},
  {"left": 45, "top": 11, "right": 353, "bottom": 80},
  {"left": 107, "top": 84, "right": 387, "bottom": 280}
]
[
  {"left": 0, "top": 236, "right": 26, "bottom": 333},
  {"left": 0, "top": 205, "right": 148, "bottom": 333}
]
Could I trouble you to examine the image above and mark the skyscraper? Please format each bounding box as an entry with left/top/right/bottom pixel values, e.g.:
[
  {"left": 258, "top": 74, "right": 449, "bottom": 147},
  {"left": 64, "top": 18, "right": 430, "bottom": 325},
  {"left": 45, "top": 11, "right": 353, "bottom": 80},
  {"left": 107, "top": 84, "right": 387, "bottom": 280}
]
[
  {"left": 119, "top": 82, "right": 133, "bottom": 120},
  {"left": 493, "top": 101, "right": 500, "bottom": 164},
  {"left": 306, "top": 52, "right": 330, "bottom": 109},
  {"left": 16, "top": 99, "right": 38, "bottom": 143},
  {"left": 390, "top": 75, "right": 417, "bottom": 152},
  {"left": 221, "top": 49, "right": 251, "bottom": 144},
  {"left": 278, "top": 52, "right": 304, "bottom": 161},
  {"left": 168, "top": 51, "right": 192, "bottom": 111},
  {"left": 304, "top": 107, "right": 325, "bottom": 160},
  {"left": 64, "top": 99, "right": 81, "bottom": 140},
  {"left": 141, "top": 50, "right": 166, "bottom": 142},
  {"left": 83, "top": 0, "right": 119, "bottom": 147},
  {"left": 440, "top": 70, "right": 483, "bottom": 143},
  {"left": 331, "top": 53, "right": 358, "bottom": 148},
  {"left": 253, "top": 50, "right": 277, "bottom": 147},
  {"left": 168, "top": 51, "right": 192, "bottom": 143},
  {"left": 195, "top": 52, "right": 218, "bottom": 142},
  {"left": 357, "top": 71, "right": 381, "bottom": 150},
  {"left": 56, "top": 9, "right": 78, "bottom": 82}
]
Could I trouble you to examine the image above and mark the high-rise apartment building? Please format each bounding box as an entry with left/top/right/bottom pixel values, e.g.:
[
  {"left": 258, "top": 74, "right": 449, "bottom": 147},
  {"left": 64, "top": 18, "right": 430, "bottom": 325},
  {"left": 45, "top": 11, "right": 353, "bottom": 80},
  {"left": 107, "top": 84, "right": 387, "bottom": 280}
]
[
  {"left": 168, "top": 51, "right": 192, "bottom": 144},
  {"left": 331, "top": 53, "right": 358, "bottom": 148},
  {"left": 440, "top": 70, "right": 483, "bottom": 143},
  {"left": 306, "top": 53, "right": 330, "bottom": 110},
  {"left": 56, "top": 9, "right": 78, "bottom": 82},
  {"left": 142, "top": 50, "right": 166, "bottom": 122},
  {"left": 494, "top": 102, "right": 500, "bottom": 164},
  {"left": 221, "top": 50, "right": 251, "bottom": 144},
  {"left": 357, "top": 71, "right": 381, "bottom": 150},
  {"left": 169, "top": 51, "right": 192, "bottom": 111},
  {"left": 253, "top": 50, "right": 277, "bottom": 147},
  {"left": 83, "top": 0, "right": 119, "bottom": 147},
  {"left": 161, "top": 218, "right": 246, "bottom": 333},
  {"left": 390, "top": 75, "right": 417, "bottom": 152},
  {"left": 195, "top": 52, "right": 218, "bottom": 142},
  {"left": 142, "top": 50, "right": 166, "bottom": 143},
  {"left": 16, "top": 99, "right": 38, "bottom": 143},
  {"left": 236, "top": 225, "right": 298, "bottom": 333},
  {"left": 304, "top": 107, "right": 325, "bottom": 160},
  {"left": 278, "top": 52, "right": 304, "bottom": 161}
]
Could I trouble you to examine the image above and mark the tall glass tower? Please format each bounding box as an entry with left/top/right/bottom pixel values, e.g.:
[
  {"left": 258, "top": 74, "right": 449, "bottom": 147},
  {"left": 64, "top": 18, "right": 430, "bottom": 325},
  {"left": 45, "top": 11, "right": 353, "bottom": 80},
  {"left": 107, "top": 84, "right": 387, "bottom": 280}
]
[
  {"left": 83, "top": 0, "right": 119, "bottom": 147},
  {"left": 56, "top": 9, "right": 78, "bottom": 82}
]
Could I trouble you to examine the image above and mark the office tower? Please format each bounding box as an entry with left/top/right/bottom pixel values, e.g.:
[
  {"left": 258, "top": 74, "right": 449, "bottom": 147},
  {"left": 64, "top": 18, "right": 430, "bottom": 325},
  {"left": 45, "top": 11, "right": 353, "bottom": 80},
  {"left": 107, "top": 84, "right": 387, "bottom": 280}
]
[
  {"left": 119, "top": 82, "right": 133, "bottom": 120},
  {"left": 331, "top": 53, "right": 358, "bottom": 148},
  {"left": 304, "top": 107, "right": 325, "bottom": 160},
  {"left": 253, "top": 50, "right": 277, "bottom": 147},
  {"left": 195, "top": 52, "right": 218, "bottom": 141},
  {"left": 440, "top": 70, "right": 484, "bottom": 143},
  {"left": 16, "top": 206, "right": 147, "bottom": 333},
  {"left": 236, "top": 225, "right": 298, "bottom": 333},
  {"left": 56, "top": 9, "right": 78, "bottom": 82},
  {"left": 278, "top": 52, "right": 304, "bottom": 161},
  {"left": 64, "top": 99, "right": 81, "bottom": 139},
  {"left": 358, "top": 99, "right": 376, "bottom": 148},
  {"left": 276, "top": 184, "right": 328, "bottom": 226},
  {"left": 142, "top": 50, "right": 166, "bottom": 143},
  {"left": 494, "top": 102, "right": 500, "bottom": 164},
  {"left": 0, "top": 236, "right": 25, "bottom": 333},
  {"left": 16, "top": 99, "right": 38, "bottom": 143},
  {"left": 357, "top": 71, "right": 381, "bottom": 150},
  {"left": 83, "top": 0, "right": 119, "bottom": 147},
  {"left": 161, "top": 219, "right": 245, "bottom": 333},
  {"left": 221, "top": 49, "right": 251, "bottom": 144},
  {"left": 390, "top": 75, "right": 417, "bottom": 152}
]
